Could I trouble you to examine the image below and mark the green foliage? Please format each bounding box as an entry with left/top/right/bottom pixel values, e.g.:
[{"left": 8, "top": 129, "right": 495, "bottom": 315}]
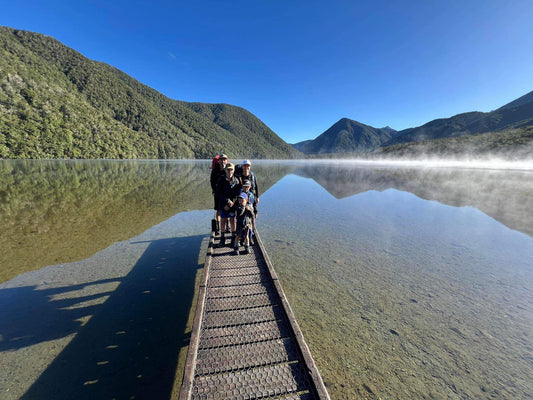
[
  {"left": 385, "top": 96, "right": 533, "bottom": 146},
  {"left": 0, "top": 160, "right": 212, "bottom": 282},
  {"left": 376, "top": 126, "right": 533, "bottom": 160},
  {"left": 0, "top": 27, "right": 300, "bottom": 159},
  {"left": 0, "top": 159, "right": 294, "bottom": 282}
]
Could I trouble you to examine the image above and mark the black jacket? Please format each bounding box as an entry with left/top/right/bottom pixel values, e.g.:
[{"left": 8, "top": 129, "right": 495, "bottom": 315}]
[
  {"left": 215, "top": 175, "right": 241, "bottom": 211},
  {"left": 236, "top": 204, "right": 254, "bottom": 231},
  {"left": 210, "top": 166, "right": 226, "bottom": 194}
]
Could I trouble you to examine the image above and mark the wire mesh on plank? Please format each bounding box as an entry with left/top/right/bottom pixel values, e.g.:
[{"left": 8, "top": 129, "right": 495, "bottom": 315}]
[
  {"left": 198, "top": 320, "right": 293, "bottom": 349},
  {"left": 205, "top": 292, "right": 279, "bottom": 312},
  {"left": 208, "top": 272, "right": 270, "bottom": 288},
  {"left": 195, "top": 337, "right": 300, "bottom": 375},
  {"left": 202, "top": 305, "right": 284, "bottom": 329},
  {"left": 191, "top": 362, "right": 312, "bottom": 399},
  {"left": 209, "top": 265, "right": 263, "bottom": 278},
  {"left": 206, "top": 282, "right": 275, "bottom": 299}
]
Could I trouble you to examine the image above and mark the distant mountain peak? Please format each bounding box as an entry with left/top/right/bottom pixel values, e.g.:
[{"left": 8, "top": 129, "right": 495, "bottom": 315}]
[{"left": 291, "top": 117, "right": 397, "bottom": 154}]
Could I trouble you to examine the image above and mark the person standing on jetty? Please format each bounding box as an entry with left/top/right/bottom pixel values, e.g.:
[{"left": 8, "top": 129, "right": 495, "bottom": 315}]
[
  {"left": 215, "top": 162, "right": 241, "bottom": 247},
  {"left": 234, "top": 192, "right": 254, "bottom": 255},
  {"left": 210, "top": 154, "right": 228, "bottom": 235},
  {"left": 236, "top": 159, "right": 260, "bottom": 216},
  {"left": 240, "top": 179, "right": 257, "bottom": 245}
]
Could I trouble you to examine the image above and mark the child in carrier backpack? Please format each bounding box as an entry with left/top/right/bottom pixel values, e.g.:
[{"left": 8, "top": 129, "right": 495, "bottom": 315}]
[{"left": 234, "top": 192, "right": 254, "bottom": 255}]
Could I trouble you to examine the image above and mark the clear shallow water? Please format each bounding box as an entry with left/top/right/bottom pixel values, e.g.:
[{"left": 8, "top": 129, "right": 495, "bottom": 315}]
[
  {"left": 1, "top": 160, "right": 532, "bottom": 399},
  {"left": 260, "top": 173, "right": 532, "bottom": 399},
  {"left": 1, "top": 210, "right": 211, "bottom": 400}
]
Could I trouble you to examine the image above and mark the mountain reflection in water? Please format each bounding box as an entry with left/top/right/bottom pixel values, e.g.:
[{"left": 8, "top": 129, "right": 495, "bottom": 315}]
[
  {"left": 258, "top": 165, "right": 532, "bottom": 399},
  {"left": 294, "top": 163, "right": 533, "bottom": 237}
]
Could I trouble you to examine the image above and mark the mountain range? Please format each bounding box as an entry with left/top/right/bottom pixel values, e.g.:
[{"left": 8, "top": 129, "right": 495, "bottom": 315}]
[
  {"left": 0, "top": 26, "right": 299, "bottom": 159},
  {"left": 383, "top": 90, "right": 533, "bottom": 147},
  {"left": 293, "top": 90, "right": 533, "bottom": 157}
]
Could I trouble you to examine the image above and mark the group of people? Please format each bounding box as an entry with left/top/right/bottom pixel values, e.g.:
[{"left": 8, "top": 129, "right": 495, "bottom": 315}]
[{"left": 210, "top": 154, "right": 260, "bottom": 255}]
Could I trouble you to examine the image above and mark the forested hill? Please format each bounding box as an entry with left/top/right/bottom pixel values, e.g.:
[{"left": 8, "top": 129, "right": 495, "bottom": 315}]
[
  {"left": 382, "top": 90, "right": 533, "bottom": 147},
  {"left": 292, "top": 118, "right": 399, "bottom": 154},
  {"left": 0, "top": 27, "right": 300, "bottom": 159}
]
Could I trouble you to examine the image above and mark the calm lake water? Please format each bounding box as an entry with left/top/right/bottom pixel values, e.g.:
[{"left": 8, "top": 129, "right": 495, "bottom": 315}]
[{"left": 1, "top": 159, "right": 532, "bottom": 399}]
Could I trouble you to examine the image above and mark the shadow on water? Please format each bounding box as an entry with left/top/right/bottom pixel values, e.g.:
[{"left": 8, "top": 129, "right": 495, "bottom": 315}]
[
  {"left": 0, "top": 278, "right": 121, "bottom": 351},
  {"left": 4, "top": 234, "right": 206, "bottom": 400}
]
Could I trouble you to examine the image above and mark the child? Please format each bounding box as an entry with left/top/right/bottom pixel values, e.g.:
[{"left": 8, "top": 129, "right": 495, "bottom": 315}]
[
  {"left": 234, "top": 192, "right": 254, "bottom": 255},
  {"left": 240, "top": 179, "right": 257, "bottom": 245}
]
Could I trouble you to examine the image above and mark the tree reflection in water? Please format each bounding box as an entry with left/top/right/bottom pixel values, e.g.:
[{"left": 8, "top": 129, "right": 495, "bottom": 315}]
[{"left": 0, "top": 160, "right": 293, "bottom": 282}]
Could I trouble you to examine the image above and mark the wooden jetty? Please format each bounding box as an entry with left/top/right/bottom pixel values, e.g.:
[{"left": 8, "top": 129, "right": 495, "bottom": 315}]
[{"left": 179, "top": 230, "right": 330, "bottom": 399}]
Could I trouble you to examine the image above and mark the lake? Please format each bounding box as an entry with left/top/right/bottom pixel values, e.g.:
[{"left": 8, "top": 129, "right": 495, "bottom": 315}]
[{"left": 1, "top": 159, "right": 532, "bottom": 399}]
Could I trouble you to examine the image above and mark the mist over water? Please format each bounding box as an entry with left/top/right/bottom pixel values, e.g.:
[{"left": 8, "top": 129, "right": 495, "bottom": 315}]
[
  {"left": 1, "top": 159, "right": 532, "bottom": 399},
  {"left": 337, "top": 157, "right": 533, "bottom": 171},
  {"left": 264, "top": 157, "right": 533, "bottom": 171}
]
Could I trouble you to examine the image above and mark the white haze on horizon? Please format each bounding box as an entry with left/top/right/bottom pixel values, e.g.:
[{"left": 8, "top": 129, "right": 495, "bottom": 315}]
[
  {"left": 332, "top": 158, "right": 533, "bottom": 171},
  {"left": 255, "top": 157, "right": 533, "bottom": 172}
]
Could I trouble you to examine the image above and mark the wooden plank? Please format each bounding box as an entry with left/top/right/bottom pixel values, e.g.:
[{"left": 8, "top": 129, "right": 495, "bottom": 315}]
[
  {"left": 199, "top": 320, "right": 292, "bottom": 348},
  {"left": 192, "top": 363, "right": 311, "bottom": 398}
]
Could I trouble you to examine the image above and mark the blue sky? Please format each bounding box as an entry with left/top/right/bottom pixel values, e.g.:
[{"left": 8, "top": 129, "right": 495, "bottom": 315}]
[{"left": 2, "top": 0, "right": 533, "bottom": 143}]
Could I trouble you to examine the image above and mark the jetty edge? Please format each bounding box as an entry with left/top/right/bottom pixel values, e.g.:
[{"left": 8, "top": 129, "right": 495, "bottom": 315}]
[{"left": 178, "top": 227, "right": 330, "bottom": 399}]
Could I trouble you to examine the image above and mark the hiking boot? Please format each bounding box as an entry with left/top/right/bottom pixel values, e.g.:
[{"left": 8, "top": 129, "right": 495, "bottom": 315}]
[
  {"left": 244, "top": 245, "right": 250, "bottom": 254},
  {"left": 233, "top": 247, "right": 239, "bottom": 255},
  {"left": 229, "top": 234, "right": 236, "bottom": 248},
  {"left": 219, "top": 234, "right": 225, "bottom": 247}
]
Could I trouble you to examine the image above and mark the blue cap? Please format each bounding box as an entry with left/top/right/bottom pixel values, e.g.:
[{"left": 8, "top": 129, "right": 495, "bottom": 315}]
[
  {"left": 238, "top": 192, "right": 248, "bottom": 200},
  {"left": 241, "top": 159, "right": 251, "bottom": 166}
]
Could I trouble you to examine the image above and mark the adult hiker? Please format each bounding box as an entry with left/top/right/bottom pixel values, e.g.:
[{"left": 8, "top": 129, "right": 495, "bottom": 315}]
[
  {"left": 215, "top": 162, "right": 241, "bottom": 247},
  {"left": 236, "top": 159, "right": 260, "bottom": 216},
  {"left": 210, "top": 153, "right": 228, "bottom": 234}
]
